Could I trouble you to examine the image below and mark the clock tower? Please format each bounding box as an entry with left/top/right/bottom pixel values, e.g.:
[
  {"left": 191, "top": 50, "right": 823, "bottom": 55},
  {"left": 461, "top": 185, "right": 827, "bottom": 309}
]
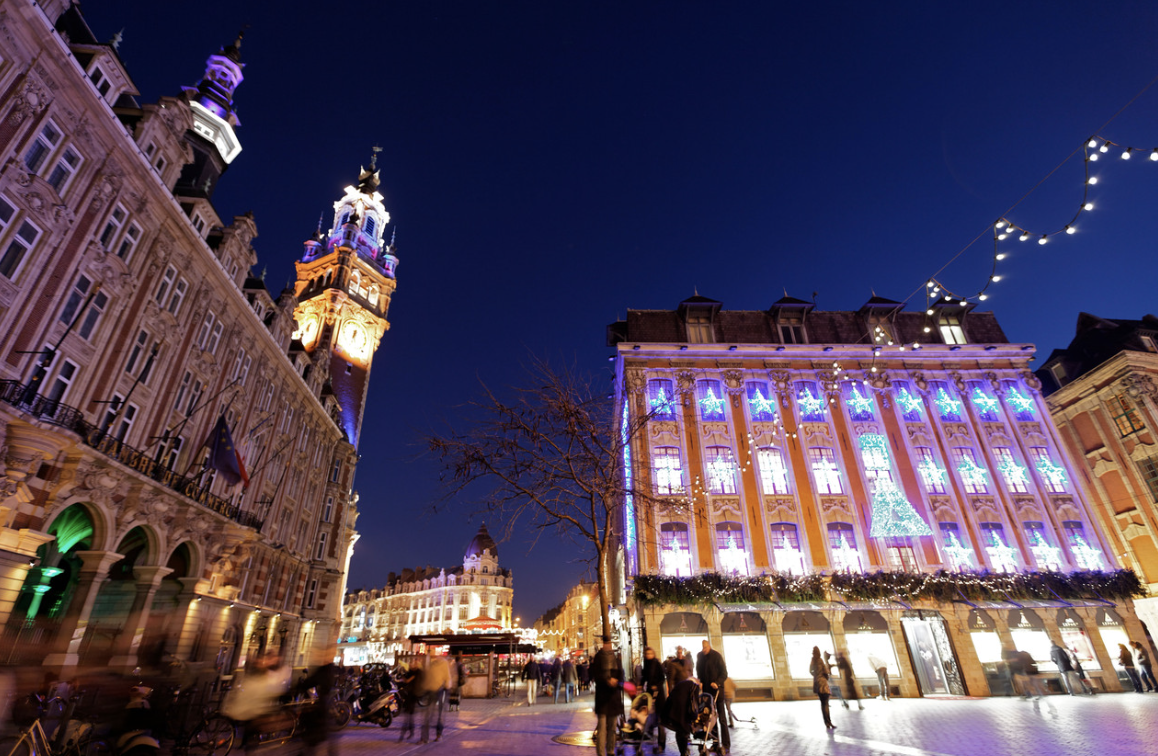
[{"left": 292, "top": 153, "right": 398, "bottom": 447}]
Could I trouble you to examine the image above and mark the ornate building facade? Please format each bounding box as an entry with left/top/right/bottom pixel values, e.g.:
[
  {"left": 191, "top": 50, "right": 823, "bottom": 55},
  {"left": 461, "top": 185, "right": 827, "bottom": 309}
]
[
  {"left": 533, "top": 581, "right": 599, "bottom": 657},
  {"left": 0, "top": 1, "right": 394, "bottom": 675},
  {"left": 339, "top": 525, "right": 513, "bottom": 665},
  {"left": 608, "top": 295, "right": 1147, "bottom": 698},
  {"left": 1037, "top": 312, "right": 1158, "bottom": 635}
]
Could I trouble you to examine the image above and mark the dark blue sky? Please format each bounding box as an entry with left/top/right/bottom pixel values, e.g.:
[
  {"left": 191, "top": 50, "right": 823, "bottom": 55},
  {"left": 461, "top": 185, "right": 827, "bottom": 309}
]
[{"left": 85, "top": 1, "right": 1158, "bottom": 622}]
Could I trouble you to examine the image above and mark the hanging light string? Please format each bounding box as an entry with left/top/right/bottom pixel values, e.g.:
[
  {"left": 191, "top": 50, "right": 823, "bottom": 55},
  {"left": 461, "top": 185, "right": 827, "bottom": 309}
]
[{"left": 901, "top": 72, "right": 1158, "bottom": 315}]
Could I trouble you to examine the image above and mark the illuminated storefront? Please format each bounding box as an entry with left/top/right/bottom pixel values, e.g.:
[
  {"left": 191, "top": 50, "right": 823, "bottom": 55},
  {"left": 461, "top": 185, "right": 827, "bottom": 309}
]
[
  {"left": 1007, "top": 609, "right": 1056, "bottom": 671},
  {"left": 720, "top": 612, "right": 774, "bottom": 680},
  {"left": 658, "top": 612, "right": 709, "bottom": 661},
  {"left": 1057, "top": 608, "right": 1100, "bottom": 671},
  {"left": 841, "top": 611, "right": 899, "bottom": 681},
  {"left": 782, "top": 611, "right": 834, "bottom": 680}
]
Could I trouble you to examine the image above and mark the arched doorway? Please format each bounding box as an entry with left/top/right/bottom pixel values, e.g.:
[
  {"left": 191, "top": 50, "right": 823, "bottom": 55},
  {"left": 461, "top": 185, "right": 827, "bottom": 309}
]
[{"left": 84, "top": 526, "right": 153, "bottom": 664}]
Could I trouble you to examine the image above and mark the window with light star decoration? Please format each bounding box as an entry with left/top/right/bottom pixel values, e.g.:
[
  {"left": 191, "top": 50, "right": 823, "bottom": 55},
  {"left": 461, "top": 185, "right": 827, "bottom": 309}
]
[
  {"left": 648, "top": 379, "right": 676, "bottom": 421},
  {"left": 970, "top": 385, "right": 1001, "bottom": 421},
  {"left": 859, "top": 434, "right": 933, "bottom": 538},
  {"left": 894, "top": 382, "right": 923, "bottom": 421},
  {"left": 932, "top": 383, "right": 963, "bottom": 421},
  {"left": 698, "top": 380, "right": 726, "bottom": 421},
  {"left": 844, "top": 382, "right": 875, "bottom": 421},
  {"left": 746, "top": 383, "right": 777, "bottom": 422},
  {"left": 1005, "top": 386, "right": 1036, "bottom": 421},
  {"left": 796, "top": 382, "right": 826, "bottom": 421}
]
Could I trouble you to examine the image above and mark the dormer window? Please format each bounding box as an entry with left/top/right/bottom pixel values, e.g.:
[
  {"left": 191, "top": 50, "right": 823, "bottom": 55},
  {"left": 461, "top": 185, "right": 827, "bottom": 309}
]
[
  {"left": 686, "top": 312, "right": 713, "bottom": 343},
  {"left": 779, "top": 317, "right": 805, "bottom": 344},
  {"left": 340, "top": 211, "right": 352, "bottom": 226},
  {"left": 364, "top": 215, "right": 376, "bottom": 237},
  {"left": 191, "top": 212, "right": 207, "bottom": 235},
  {"left": 89, "top": 65, "right": 112, "bottom": 98},
  {"left": 939, "top": 313, "right": 967, "bottom": 344}
]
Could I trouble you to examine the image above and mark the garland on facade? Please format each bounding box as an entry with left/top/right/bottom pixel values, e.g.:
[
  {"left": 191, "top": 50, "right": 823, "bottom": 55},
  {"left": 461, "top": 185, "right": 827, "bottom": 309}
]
[{"left": 632, "top": 569, "right": 1144, "bottom": 608}]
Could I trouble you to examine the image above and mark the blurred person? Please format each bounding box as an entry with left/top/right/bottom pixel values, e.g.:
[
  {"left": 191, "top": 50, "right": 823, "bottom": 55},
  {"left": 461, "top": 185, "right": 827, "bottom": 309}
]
[
  {"left": 809, "top": 647, "right": 835, "bottom": 730},
  {"left": 834, "top": 651, "right": 863, "bottom": 710},
  {"left": 397, "top": 659, "right": 424, "bottom": 741},
  {"left": 722, "top": 676, "right": 737, "bottom": 727},
  {"left": 867, "top": 653, "right": 890, "bottom": 700},
  {"left": 592, "top": 636, "right": 624, "bottom": 756},
  {"left": 296, "top": 649, "right": 338, "bottom": 756},
  {"left": 1118, "top": 643, "right": 1143, "bottom": 693},
  {"left": 577, "top": 659, "right": 589, "bottom": 693},
  {"left": 1050, "top": 642, "right": 1081, "bottom": 696},
  {"left": 522, "top": 656, "right": 541, "bottom": 705},
  {"left": 550, "top": 656, "right": 564, "bottom": 704},
  {"left": 420, "top": 650, "right": 451, "bottom": 743},
  {"left": 1071, "top": 648, "right": 1096, "bottom": 694},
  {"left": 1130, "top": 641, "right": 1157, "bottom": 692},
  {"left": 641, "top": 647, "right": 668, "bottom": 753},
  {"left": 562, "top": 658, "right": 577, "bottom": 704},
  {"left": 695, "top": 640, "right": 730, "bottom": 754},
  {"left": 222, "top": 653, "right": 291, "bottom": 753}
]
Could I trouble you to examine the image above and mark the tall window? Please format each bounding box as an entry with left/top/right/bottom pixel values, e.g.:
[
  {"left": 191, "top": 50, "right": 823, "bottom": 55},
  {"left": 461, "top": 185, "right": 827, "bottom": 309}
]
[
  {"left": 0, "top": 196, "right": 40, "bottom": 279},
  {"left": 659, "top": 522, "right": 692, "bottom": 576},
  {"left": 60, "top": 275, "right": 108, "bottom": 340},
  {"left": 100, "top": 205, "right": 141, "bottom": 260},
  {"left": 1137, "top": 456, "right": 1158, "bottom": 502},
  {"left": 197, "top": 311, "right": 217, "bottom": 351},
  {"left": 697, "top": 380, "right": 726, "bottom": 421},
  {"left": 980, "top": 522, "right": 1018, "bottom": 572},
  {"left": 364, "top": 215, "right": 376, "bottom": 237},
  {"left": 653, "top": 446, "right": 684, "bottom": 495},
  {"left": 779, "top": 317, "right": 805, "bottom": 344},
  {"left": 1108, "top": 394, "right": 1144, "bottom": 437},
  {"left": 929, "top": 381, "right": 962, "bottom": 422},
  {"left": 757, "top": 447, "right": 790, "bottom": 494},
  {"left": 686, "top": 312, "right": 713, "bottom": 343},
  {"left": 939, "top": 313, "right": 966, "bottom": 344},
  {"left": 769, "top": 523, "right": 804, "bottom": 574},
  {"left": 715, "top": 522, "right": 748, "bottom": 576},
  {"left": 315, "top": 531, "right": 328, "bottom": 560},
  {"left": 843, "top": 381, "right": 875, "bottom": 421},
  {"left": 1029, "top": 446, "right": 1067, "bottom": 493},
  {"left": 647, "top": 379, "right": 676, "bottom": 421},
  {"left": 809, "top": 447, "right": 843, "bottom": 494},
  {"left": 827, "top": 523, "right": 862, "bottom": 572},
  {"left": 185, "top": 379, "right": 203, "bottom": 417},
  {"left": 952, "top": 447, "right": 989, "bottom": 494},
  {"left": 893, "top": 380, "right": 924, "bottom": 422},
  {"left": 330, "top": 459, "right": 342, "bottom": 483},
  {"left": 23, "top": 123, "right": 62, "bottom": 174},
  {"left": 968, "top": 380, "right": 1001, "bottom": 422},
  {"left": 46, "top": 147, "right": 81, "bottom": 194},
  {"left": 1002, "top": 380, "right": 1037, "bottom": 421},
  {"left": 796, "top": 380, "right": 826, "bottom": 421},
  {"left": 89, "top": 65, "right": 112, "bottom": 97},
  {"left": 747, "top": 382, "right": 776, "bottom": 422},
  {"left": 884, "top": 538, "right": 919, "bottom": 572},
  {"left": 164, "top": 436, "right": 184, "bottom": 471},
  {"left": 939, "top": 522, "right": 973, "bottom": 569},
  {"left": 704, "top": 446, "right": 737, "bottom": 494},
  {"left": 915, "top": 446, "right": 946, "bottom": 494},
  {"left": 323, "top": 496, "right": 334, "bottom": 523},
  {"left": 994, "top": 447, "right": 1029, "bottom": 494},
  {"left": 44, "top": 358, "right": 78, "bottom": 403},
  {"left": 156, "top": 266, "right": 176, "bottom": 304},
  {"left": 173, "top": 371, "right": 193, "bottom": 414},
  {"left": 101, "top": 396, "right": 138, "bottom": 442},
  {"left": 124, "top": 330, "right": 151, "bottom": 381},
  {"left": 1024, "top": 521, "right": 1062, "bottom": 571}
]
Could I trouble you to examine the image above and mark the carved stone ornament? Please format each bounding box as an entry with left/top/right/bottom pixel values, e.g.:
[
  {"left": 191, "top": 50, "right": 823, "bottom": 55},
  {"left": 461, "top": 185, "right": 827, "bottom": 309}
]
[
  {"left": 981, "top": 422, "right": 1010, "bottom": 443},
  {"left": 1124, "top": 374, "right": 1158, "bottom": 403},
  {"left": 1012, "top": 496, "right": 1039, "bottom": 518},
  {"left": 89, "top": 170, "right": 123, "bottom": 212},
  {"left": 800, "top": 422, "right": 832, "bottom": 444},
  {"left": 623, "top": 367, "right": 646, "bottom": 395},
  {"left": 851, "top": 422, "right": 880, "bottom": 437},
  {"left": 700, "top": 422, "right": 730, "bottom": 443},
  {"left": 721, "top": 369, "right": 744, "bottom": 395},
  {"left": 928, "top": 496, "right": 953, "bottom": 518},
  {"left": 864, "top": 370, "right": 892, "bottom": 390},
  {"left": 767, "top": 370, "right": 792, "bottom": 395},
  {"left": 969, "top": 496, "right": 998, "bottom": 517},
  {"left": 710, "top": 497, "right": 742, "bottom": 519},
  {"left": 1050, "top": 495, "right": 1079, "bottom": 519},
  {"left": 983, "top": 371, "right": 1001, "bottom": 394},
  {"left": 909, "top": 372, "right": 928, "bottom": 392},
  {"left": 1020, "top": 371, "right": 1042, "bottom": 392},
  {"left": 8, "top": 74, "right": 51, "bottom": 126},
  {"left": 942, "top": 423, "right": 972, "bottom": 442},
  {"left": 674, "top": 370, "right": 696, "bottom": 396},
  {"left": 1017, "top": 422, "right": 1046, "bottom": 442},
  {"left": 819, "top": 496, "right": 852, "bottom": 516},
  {"left": 906, "top": 423, "right": 932, "bottom": 445},
  {"left": 948, "top": 371, "right": 967, "bottom": 394},
  {"left": 749, "top": 422, "right": 780, "bottom": 443},
  {"left": 649, "top": 421, "right": 680, "bottom": 442},
  {"left": 764, "top": 496, "right": 797, "bottom": 516}
]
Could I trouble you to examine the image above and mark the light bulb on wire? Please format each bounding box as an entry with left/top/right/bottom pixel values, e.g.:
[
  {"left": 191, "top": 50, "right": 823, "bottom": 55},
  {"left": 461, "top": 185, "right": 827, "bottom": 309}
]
[
  {"left": 1122, "top": 148, "right": 1132, "bottom": 160},
  {"left": 996, "top": 253, "right": 1006, "bottom": 260},
  {"left": 1088, "top": 138, "right": 1099, "bottom": 148},
  {"left": 1088, "top": 176, "right": 1098, "bottom": 185},
  {"left": 991, "top": 275, "right": 1002, "bottom": 282},
  {"left": 979, "top": 294, "right": 988, "bottom": 301},
  {"left": 1089, "top": 153, "right": 1099, "bottom": 162},
  {"left": 1038, "top": 235, "right": 1048, "bottom": 245},
  {"left": 1151, "top": 149, "right": 1158, "bottom": 162},
  {"left": 1019, "top": 231, "right": 1030, "bottom": 241},
  {"left": 1099, "top": 142, "right": 1109, "bottom": 153},
  {"left": 1065, "top": 225, "right": 1075, "bottom": 235}
]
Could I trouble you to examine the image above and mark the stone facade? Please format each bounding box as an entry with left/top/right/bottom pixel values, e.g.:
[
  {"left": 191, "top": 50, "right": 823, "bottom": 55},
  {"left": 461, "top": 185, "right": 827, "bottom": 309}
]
[{"left": 533, "top": 581, "right": 600, "bottom": 657}]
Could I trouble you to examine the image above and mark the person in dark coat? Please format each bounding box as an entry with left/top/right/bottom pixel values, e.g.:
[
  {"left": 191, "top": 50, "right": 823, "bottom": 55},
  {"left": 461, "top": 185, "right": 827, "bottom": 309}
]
[
  {"left": 1119, "top": 643, "right": 1144, "bottom": 693},
  {"left": 809, "top": 646, "right": 835, "bottom": 730},
  {"left": 397, "top": 663, "right": 424, "bottom": 741},
  {"left": 562, "top": 659, "right": 578, "bottom": 703},
  {"left": 592, "top": 636, "right": 625, "bottom": 756},
  {"left": 577, "top": 660, "right": 589, "bottom": 693},
  {"left": 551, "top": 657, "right": 565, "bottom": 703},
  {"left": 522, "top": 657, "right": 541, "bottom": 705},
  {"left": 1131, "top": 641, "right": 1157, "bottom": 692},
  {"left": 834, "top": 651, "right": 863, "bottom": 710},
  {"left": 1050, "top": 642, "right": 1080, "bottom": 695},
  {"left": 296, "top": 656, "right": 337, "bottom": 756},
  {"left": 695, "top": 640, "right": 730, "bottom": 753},
  {"left": 662, "top": 676, "right": 698, "bottom": 756},
  {"left": 641, "top": 647, "right": 667, "bottom": 753}
]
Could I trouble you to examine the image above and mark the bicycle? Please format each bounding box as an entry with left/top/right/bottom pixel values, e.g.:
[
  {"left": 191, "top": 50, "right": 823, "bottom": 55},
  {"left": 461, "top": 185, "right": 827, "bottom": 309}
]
[{"left": 2, "top": 712, "right": 106, "bottom": 756}]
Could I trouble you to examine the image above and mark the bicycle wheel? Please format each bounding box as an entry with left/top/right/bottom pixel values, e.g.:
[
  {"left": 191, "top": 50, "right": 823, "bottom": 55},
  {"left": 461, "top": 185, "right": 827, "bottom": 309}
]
[
  {"left": 330, "top": 701, "right": 352, "bottom": 729},
  {"left": 191, "top": 715, "right": 235, "bottom": 756},
  {"left": 0, "top": 736, "right": 33, "bottom": 756}
]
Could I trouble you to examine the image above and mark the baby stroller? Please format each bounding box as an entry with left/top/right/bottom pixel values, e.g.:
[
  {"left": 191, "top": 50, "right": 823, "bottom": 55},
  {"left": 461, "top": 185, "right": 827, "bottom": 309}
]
[
  {"left": 686, "top": 689, "right": 724, "bottom": 756},
  {"left": 615, "top": 691, "right": 654, "bottom": 755}
]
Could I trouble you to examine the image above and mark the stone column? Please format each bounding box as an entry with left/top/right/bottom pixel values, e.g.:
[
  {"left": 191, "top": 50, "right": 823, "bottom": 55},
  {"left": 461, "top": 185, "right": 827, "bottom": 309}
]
[
  {"left": 108, "top": 565, "right": 173, "bottom": 671},
  {"left": 166, "top": 577, "right": 208, "bottom": 660},
  {"left": 1080, "top": 606, "right": 1127, "bottom": 692},
  {"left": 944, "top": 606, "right": 991, "bottom": 696},
  {"left": 0, "top": 518, "right": 55, "bottom": 626},
  {"left": 44, "top": 550, "right": 125, "bottom": 674},
  {"left": 764, "top": 614, "right": 790, "bottom": 700}
]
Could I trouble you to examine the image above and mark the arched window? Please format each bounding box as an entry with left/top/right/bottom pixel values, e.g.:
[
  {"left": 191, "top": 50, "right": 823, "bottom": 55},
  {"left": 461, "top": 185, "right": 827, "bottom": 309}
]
[
  {"left": 769, "top": 522, "right": 804, "bottom": 574},
  {"left": 715, "top": 522, "right": 748, "bottom": 575},
  {"left": 348, "top": 270, "right": 360, "bottom": 295},
  {"left": 659, "top": 522, "right": 691, "bottom": 576},
  {"left": 368, "top": 285, "right": 379, "bottom": 306},
  {"left": 827, "top": 522, "right": 862, "bottom": 572}
]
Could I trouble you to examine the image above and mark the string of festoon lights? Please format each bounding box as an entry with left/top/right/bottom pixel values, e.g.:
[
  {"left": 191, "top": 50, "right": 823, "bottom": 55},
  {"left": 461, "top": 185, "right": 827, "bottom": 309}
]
[{"left": 922, "top": 134, "right": 1158, "bottom": 322}]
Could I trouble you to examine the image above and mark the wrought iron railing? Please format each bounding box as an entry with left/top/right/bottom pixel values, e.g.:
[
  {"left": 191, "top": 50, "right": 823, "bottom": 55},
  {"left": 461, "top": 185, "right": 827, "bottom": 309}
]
[{"left": 0, "top": 379, "right": 264, "bottom": 531}]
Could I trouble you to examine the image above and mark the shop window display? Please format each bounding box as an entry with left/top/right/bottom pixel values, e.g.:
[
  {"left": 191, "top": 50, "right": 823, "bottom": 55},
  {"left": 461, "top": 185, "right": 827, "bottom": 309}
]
[{"left": 720, "top": 613, "right": 774, "bottom": 679}]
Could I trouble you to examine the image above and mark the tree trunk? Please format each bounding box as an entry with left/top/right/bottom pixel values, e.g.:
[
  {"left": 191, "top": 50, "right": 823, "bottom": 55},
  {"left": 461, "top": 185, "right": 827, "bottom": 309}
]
[{"left": 597, "top": 545, "right": 611, "bottom": 640}]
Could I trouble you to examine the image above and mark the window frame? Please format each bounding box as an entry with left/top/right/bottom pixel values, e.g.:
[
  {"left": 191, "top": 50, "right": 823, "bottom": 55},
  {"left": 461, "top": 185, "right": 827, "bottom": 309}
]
[
  {"left": 1107, "top": 394, "right": 1144, "bottom": 437},
  {"left": 0, "top": 199, "right": 41, "bottom": 280},
  {"left": 756, "top": 446, "right": 790, "bottom": 494},
  {"left": 652, "top": 446, "right": 684, "bottom": 496},
  {"left": 704, "top": 445, "right": 738, "bottom": 494},
  {"left": 939, "top": 312, "right": 967, "bottom": 344},
  {"left": 808, "top": 446, "right": 844, "bottom": 494}
]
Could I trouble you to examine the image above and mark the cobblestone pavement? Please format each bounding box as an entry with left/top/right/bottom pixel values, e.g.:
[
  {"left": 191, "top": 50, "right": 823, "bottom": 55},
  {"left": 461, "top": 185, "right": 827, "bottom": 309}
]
[{"left": 260, "top": 690, "right": 1158, "bottom": 756}]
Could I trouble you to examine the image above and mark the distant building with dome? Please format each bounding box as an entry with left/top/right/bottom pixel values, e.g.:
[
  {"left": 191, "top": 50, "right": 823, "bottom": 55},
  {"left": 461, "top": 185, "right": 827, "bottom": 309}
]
[{"left": 338, "top": 524, "right": 514, "bottom": 664}]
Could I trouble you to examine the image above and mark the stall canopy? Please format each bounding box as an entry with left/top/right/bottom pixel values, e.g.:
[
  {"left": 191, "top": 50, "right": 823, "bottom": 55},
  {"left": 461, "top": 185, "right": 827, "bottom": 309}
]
[{"left": 408, "top": 632, "right": 539, "bottom": 655}]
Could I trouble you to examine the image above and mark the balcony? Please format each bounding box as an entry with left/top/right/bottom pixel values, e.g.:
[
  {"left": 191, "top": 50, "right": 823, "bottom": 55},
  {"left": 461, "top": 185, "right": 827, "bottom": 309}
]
[{"left": 0, "top": 379, "right": 264, "bottom": 530}]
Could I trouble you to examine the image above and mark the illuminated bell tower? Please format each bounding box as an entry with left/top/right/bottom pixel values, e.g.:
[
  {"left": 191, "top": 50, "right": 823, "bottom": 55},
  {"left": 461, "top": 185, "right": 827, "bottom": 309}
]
[{"left": 292, "top": 152, "right": 398, "bottom": 447}]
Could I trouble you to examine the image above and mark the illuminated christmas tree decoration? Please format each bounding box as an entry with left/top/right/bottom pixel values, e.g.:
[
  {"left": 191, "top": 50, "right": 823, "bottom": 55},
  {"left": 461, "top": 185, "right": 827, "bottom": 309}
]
[
  {"left": 650, "top": 386, "right": 675, "bottom": 416},
  {"left": 1028, "top": 530, "right": 1062, "bottom": 571},
  {"left": 718, "top": 534, "right": 749, "bottom": 576},
  {"left": 1070, "top": 534, "right": 1105, "bottom": 571},
  {"left": 986, "top": 541, "right": 1020, "bottom": 573},
  {"left": 833, "top": 533, "right": 863, "bottom": 573},
  {"left": 846, "top": 384, "right": 875, "bottom": 418},
  {"left": 997, "top": 455, "right": 1029, "bottom": 489},
  {"left": 1006, "top": 388, "right": 1036, "bottom": 415},
  {"left": 1035, "top": 456, "right": 1068, "bottom": 489},
  {"left": 971, "top": 387, "right": 999, "bottom": 416},
  {"left": 661, "top": 536, "right": 691, "bottom": 577},
  {"left": 798, "top": 386, "right": 826, "bottom": 418},
  {"left": 748, "top": 387, "right": 776, "bottom": 420},
  {"left": 707, "top": 453, "right": 735, "bottom": 491},
  {"left": 699, "top": 386, "right": 725, "bottom": 417},
  {"left": 957, "top": 457, "right": 989, "bottom": 490},
  {"left": 943, "top": 531, "right": 975, "bottom": 570},
  {"left": 935, "top": 387, "right": 962, "bottom": 418},
  {"left": 897, "top": 387, "right": 923, "bottom": 417},
  {"left": 858, "top": 434, "right": 933, "bottom": 537},
  {"left": 917, "top": 457, "right": 947, "bottom": 488}
]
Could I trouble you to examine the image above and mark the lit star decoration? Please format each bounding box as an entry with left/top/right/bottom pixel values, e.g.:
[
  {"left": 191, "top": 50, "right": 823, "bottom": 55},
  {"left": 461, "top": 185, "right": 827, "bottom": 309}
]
[
  {"left": 798, "top": 386, "right": 826, "bottom": 419},
  {"left": 662, "top": 536, "right": 691, "bottom": 577},
  {"left": 957, "top": 457, "right": 989, "bottom": 491},
  {"left": 859, "top": 434, "right": 934, "bottom": 538},
  {"left": 707, "top": 453, "right": 735, "bottom": 492},
  {"left": 699, "top": 386, "right": 725, "bottom": 418},
  {"left": 997, "top": 455, "right": 1029, "bottom": 490},
  {"left": 896, "top": 387, "right": 923, "bottom": 417},
  {"left": 1006, "top": 388, "right": 1036, "bottom": 416},
  {"left": 650, "top": 387, "right": 675, "bottom": 417},
  {"left": 718, "top": 534, "right": 750, "bottom": 576},
  {"left": 748, "top": 388, "right": 776, "bottom": 421},
  {"left": 934, "top": 387, "right": 962, "bottom": 419},
  {"left": 917, "top": 457, "right": 947, "bottom": 488},
  {"left": 833, "top": 533, "right": 863, "bottom": 573},
  {"left": 1070, "top": 534, "right": 1105, "bottom": 571},
  {"left": 943, "top": 532, "right": 975, "bottom": 571},
  {"left": 1035, "top": 457, "right": 1068, "bottom": 490},
  {"left": 846, "top": 384, "right": 875, "bottom": 419},
  {"left": 1028, "top": 530, "right": 1062, "bottom": 571},
  {"left": 986, "top": 539, "right": 1020, "bottom": 573},
  {"left": 971, "top": 387, "right": 999, "bottom": 417}
]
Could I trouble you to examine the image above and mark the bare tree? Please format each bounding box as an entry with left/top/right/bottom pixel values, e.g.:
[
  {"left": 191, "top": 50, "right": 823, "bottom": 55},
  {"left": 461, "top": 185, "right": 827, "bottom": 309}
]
[{"left": 427, "top": 359, "right": 658, "bottom": 638}]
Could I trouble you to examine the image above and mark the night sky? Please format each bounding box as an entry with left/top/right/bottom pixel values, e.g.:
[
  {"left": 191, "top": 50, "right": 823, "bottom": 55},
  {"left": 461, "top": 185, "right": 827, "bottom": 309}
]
[{"left": 83, "top": 1, "right": 1158, "bottom": 623}]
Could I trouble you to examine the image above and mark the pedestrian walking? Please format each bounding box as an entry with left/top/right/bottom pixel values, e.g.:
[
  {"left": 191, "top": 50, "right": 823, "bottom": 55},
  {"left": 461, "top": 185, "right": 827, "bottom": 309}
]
[
  {"left": 695, "top": 640, "right": 731, "bottom": 754},
  {"left": 835, "top": 651, "right": 863, "bottom": 710},
  {"left": 1049, "top": 642, "right": 1081, "bottom": 696},
  {"left": 1118, "top": 643, "right": 1144, "bottom": 693},
  {"left": 397, "top": 661, "right": 424, "bottom": 741},
  {"left": 641, "top": 647, "right": 668, "bottom": 754},
  {"left": 1130, "top": 641, "right": 1157, "bottom": 692},
  {"left": 592, "top": 636, "right": 625, "bottom": 756},
  {"left": 809, "top": 647, "right": 835, "bottom": 730},
  {"left": 419, "top": 650, "right": 451, "bottom": 743},
  {"left": 522, "top": 656, "right": 541, "bottom": 705},
  {"left": 661, "top": 670, "right": 697, "bottom": 756},
  {"left": 295, "top": 650, "right": 337, "bottom": 756},
  {"left": 1070, "top": 648, "right": 1096, "bottom": 694},
  {"left": 1003, "top": 646, "right": 1044, "bottom": 699},
  {"left": 722, "top": 677, "right": 737, "bottom": 728},
  {"left": 551, "top": 656, "right": 564, "bottom": 704},
  {"left": 562, "top": 658, "right": 578, "bottom": 704},
  {"left": 577, "top": 660, "right": 589, "bottom": 694},
  {"left": 867, "top": 653, "right": 890, "bottom": 700}
]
